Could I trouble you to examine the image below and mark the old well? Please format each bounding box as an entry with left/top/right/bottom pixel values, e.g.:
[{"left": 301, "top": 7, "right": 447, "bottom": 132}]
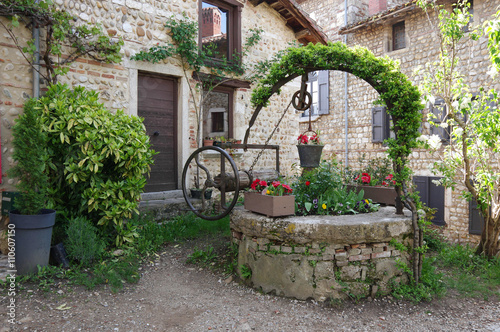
[{"left": 230, "top": 206, "right": 412, "bottom": 302}]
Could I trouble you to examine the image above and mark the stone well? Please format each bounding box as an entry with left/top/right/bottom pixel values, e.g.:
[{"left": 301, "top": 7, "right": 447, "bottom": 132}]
[{"left": 230, "top": 206, "right": 413, "bottom": 302}]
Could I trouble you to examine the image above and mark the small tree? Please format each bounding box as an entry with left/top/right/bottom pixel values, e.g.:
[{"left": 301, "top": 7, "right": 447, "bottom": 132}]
[
  {"left": 418, "top": 0, "right": 500, "bottom": 257},
  {"left": 0, "top": 0, "right": 123, "bottom": 84}
]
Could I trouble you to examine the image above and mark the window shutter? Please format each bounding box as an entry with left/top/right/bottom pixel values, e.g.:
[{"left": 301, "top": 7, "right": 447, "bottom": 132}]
[
  {"left": 372, "top": 106, "right": 386, "bottom": 143},
  {"left": 430, "top": 99, "right": 450, "bottom": 141},
  {"left": 428, "top": 176, "right": 445, "bottom": 225},
  {"left": 469, "top": 199, "right": 484, "bottom": 235},
  {"left": 413, "top": 176, "right": 445, "bottom": 226},
  {"left": 318, "top": 70, "right": 329, "bottom": 115}
]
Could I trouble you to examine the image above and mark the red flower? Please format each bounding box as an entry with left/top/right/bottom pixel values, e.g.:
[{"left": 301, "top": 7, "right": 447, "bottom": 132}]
[
  {"left": 392, "top": 180, "right": 396, "bottom": 185},
  {"left": 354, "top": 175, "right": 359, "bottom": 181},
  {"left": 385, "top": 174, "right": 394, "bottom": 180},
  {"left": 298, "top": 134, "right": 309, "bottom": 144},
  {"left": 305, "top": 181, "right": 310, "bottom": 186},
  {"left": 272, "top": 181, "right": 280, "bottom": 188},
  {"left": 259, "top": 180, "right": 267, "bottom": 187},
  {"left": 382, "top": 181, "right": 388, "bottom": 186},
  {"left": 250, "top": 179, "right": 260, "bottom": 190},
  {"left": 282, "top": 184, "right": 292, "bottom": 193},
  {"left": 361, "top": 174, "right": 371, "bottom": 184}
]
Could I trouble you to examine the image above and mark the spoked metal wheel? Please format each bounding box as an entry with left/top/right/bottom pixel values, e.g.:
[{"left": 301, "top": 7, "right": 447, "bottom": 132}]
[{"left": 182, "top": 146, "right": 240, "bottom": 220}]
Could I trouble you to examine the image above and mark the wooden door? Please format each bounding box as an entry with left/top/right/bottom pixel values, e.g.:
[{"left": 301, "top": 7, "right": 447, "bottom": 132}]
[{"left": 138, "top": 74, "right": 177, "bottom": 192}]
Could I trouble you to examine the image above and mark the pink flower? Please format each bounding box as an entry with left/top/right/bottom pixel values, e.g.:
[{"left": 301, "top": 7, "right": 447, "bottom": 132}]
[{"left": 305, "top": 181, "right": 310, "bottom": 186}]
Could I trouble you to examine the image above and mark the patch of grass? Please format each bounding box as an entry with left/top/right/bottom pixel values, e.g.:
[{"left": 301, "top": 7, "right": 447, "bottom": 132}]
[
  {"left": 391, "top": 256, "right": 446, "bottom": 303},
  {"left": 12, "top": 212, "right": 231, "bottom": 293},
  {"left": 437, "top": 244, "right": 500, "bottom": 300},
  {"left": 187, "top": 246, "right": 217, "bottom": 266}
]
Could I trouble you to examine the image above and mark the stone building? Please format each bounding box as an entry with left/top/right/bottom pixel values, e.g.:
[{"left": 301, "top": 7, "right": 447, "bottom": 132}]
[
  {"left": 296, "top": 0, "right": 499, "bottom": 243},
  {"left": 0, "top": 1, "right": 326, "bottom": 194}
]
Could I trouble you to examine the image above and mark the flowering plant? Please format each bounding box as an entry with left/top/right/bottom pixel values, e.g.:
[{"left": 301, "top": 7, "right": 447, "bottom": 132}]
[
  {"left": 250, "top": 178, "right": 293, "bottom": 196},
  {"left": 347, "top": 155, "right": 395, "bottom": 186},
  {"left": 297, "top": 130, "right": 321, "bottom": 145}
]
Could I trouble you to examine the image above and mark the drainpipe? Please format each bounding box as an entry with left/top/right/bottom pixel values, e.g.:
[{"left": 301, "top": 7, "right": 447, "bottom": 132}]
[
  {"left": 344, "top": 0, "right": 349, "bottom": 166},
  {"left": 32, "top": 0, "right": 40, "bottom": 98}
]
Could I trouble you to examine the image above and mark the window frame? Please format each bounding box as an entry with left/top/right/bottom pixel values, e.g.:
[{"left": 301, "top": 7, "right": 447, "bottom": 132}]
[
  {"left": 199, "top": 0, "right": 242, "bottom": 64},
  {"left": 203, "top": 85, "right": 234, "bottom": 139},
  {"left": 392, "top": 21, "right": 406, "bottom": 51},
  {"left": 301, "top": 70, "right": 329, "bottom": 118}
]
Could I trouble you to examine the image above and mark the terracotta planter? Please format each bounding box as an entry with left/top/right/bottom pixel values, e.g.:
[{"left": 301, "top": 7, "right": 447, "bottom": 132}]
[
  {"left": 297, "top": 145, "right": 324, "bottom": 168},
  {"left": 244, "top": 192, "right": 295, "bottom": 217},
  {"left": 203, "top": 139, "right": 214, "bottom": 146},
  {"left": 347, "top": 185, "right": 397, "bottom": 206}
]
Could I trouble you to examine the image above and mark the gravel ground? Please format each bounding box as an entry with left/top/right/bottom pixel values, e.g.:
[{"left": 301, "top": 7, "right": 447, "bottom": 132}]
[{"left": 1, "top": 240, "right": 499, "bottom": 332}]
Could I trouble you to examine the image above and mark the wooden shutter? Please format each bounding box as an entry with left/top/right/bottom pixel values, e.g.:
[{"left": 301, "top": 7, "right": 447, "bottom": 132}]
[
  {"left": 318, "top": 70, "right": 329, "bottom": 115},
  {"left": 430, "top": 99, "right": 450, "bottom": 141},
  {"left": 372, "top": 106, "right": 385, "bottom": 143},
  {"left": 372, "top": 106, "right": 389, "bottom": 143},
  {"left": 413, "top": 176, "right": 445, "bottom": 226},
  {"left": 469, "top": 199, "right": 484, "bottom": 235}
]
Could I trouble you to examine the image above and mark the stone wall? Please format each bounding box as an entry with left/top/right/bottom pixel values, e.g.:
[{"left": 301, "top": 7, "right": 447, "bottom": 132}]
[
  {"left": 298, "top": 0, "right": 498, "bottom": 244},
  {"left": 231, "top": 207, "right": 412, "bottom": 302},
  {"left": 0, "top": 0, "right": 303, "bottom": 192}
]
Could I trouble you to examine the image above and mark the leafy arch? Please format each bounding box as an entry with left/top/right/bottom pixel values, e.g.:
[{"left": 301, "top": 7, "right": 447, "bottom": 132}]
[{"left": 247, "top": 41, "right": 425, "bottom": 283}]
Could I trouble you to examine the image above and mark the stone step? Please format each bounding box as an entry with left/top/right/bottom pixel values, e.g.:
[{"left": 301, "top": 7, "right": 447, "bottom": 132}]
[{"left": 140, "top": 190, "right": 183, "bottom": 201}]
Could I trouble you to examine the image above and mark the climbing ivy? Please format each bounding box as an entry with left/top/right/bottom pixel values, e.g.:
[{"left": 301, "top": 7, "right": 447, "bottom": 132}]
[{"left": 249, "top": 41, "right": 425, "bottom": 283}]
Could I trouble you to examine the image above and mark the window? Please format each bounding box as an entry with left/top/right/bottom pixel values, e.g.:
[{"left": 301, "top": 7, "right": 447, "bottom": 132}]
[
  {"left": 372, "top": 106, "right": 392, "bottom": 143},
  {"left": 200, "top": 0, "right": 242, "bottom": 62},
  {"left": 461, "top": 0, "right": 473, "bottom": 32},
  {"left": 301, "top": 70, "right": 329, "bottom": 117},
  {"left": 413, "top": 176, "right": 445, "bottom": 226},
  {"left": 203, "top": 86, "right": 233, "bottom": 139},
  {"left": 392, "top": 21, "right": 406, "bottom": 51},
  {"left": 429, "top": 99, "right": 450, "bottom": 142}
]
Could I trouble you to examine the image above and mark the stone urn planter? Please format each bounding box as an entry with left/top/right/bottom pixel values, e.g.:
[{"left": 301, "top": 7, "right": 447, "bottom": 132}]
[
  {"left": 347, "top": 185, "right": 397, "bottom": 206},
  {"left": 296, "top": 144, "right": 324, "bottom": 168},
  {"left": 244, "top": 192, "right": 295, "bottom": 217}
]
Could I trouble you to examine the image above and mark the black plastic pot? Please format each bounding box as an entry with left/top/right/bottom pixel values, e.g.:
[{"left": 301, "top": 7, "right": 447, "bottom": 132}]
[
  {"left": 9, "top": 209, "right": 56, "bottom": 275},
  {"left": 297, "top": 144, "right": 324, "bottom": 168}
]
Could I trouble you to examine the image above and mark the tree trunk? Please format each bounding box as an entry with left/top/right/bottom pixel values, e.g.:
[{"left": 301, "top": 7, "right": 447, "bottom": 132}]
[{"left": 476, "top": 215, "right": 500, "bottom": 257}]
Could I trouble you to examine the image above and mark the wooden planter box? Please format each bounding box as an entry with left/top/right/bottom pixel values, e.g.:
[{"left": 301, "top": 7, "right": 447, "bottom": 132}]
[
  {"left": 346, "top": 185, "right": 397, "bottom": 206},
  {"left": 244, "top": 192, "right": 295, "bottom": 217}
]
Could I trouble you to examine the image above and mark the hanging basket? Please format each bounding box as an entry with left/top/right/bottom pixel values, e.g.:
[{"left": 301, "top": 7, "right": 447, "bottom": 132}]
[{"left": 297, "top": 144, "right": 324, "bottom": 168}]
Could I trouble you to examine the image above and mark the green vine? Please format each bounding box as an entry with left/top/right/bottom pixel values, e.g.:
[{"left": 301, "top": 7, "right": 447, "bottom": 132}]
[
  {"left": 133, "top": 14, "right": 263, "bottom": 148},
  {"left": 249, "top": 41, "right": 426, "bottom": 283},
  {"left": 0, "top": 0, "right": 123, "bottom": 84}
]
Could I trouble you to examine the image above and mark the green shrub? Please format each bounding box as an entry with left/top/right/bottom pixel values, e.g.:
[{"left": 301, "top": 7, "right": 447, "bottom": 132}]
[
  {"left": 8, "top": 98, "right": 49, "bottom": 214},
  {"left": 65, "top": 216, "right": 105, "bottom": 266},
  {"left": 36, "top": 83, "right": 155, "bottom": 246},
  {"left": 291, "top": 159, "right": 379, "bottom": 215}
]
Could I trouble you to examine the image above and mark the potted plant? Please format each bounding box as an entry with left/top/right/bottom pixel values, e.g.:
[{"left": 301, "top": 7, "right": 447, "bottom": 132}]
[
  {"left": 345, "top": 156, "right": 398, "bottom": 206},
  {"left": 203, "top": 137, "right": 215, "bottom": 146},
  {"left": 244, "top": 179, "right": 295, "bottom": 217},
  {"left": 296, "top": 131, "right": 324, "bottom": 168},
  {"left": 8, "top": 99, "right": 56, "bottom": 275}
]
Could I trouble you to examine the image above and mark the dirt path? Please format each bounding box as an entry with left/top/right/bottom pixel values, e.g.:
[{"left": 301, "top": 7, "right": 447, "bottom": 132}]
[{"left": 1, "top": 240, "right": 500, "bottom": 331}]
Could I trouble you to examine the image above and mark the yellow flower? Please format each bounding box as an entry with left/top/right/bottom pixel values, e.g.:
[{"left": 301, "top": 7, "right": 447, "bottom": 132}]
[
  {"left": 322, "top": 203, "right": 327, "bottom": 209},
  {"left": 365, "top": 199, "right": 370, "bottom": 204},
  {"left": 266, "top": 190, "right": 271, "bottom": 195}
]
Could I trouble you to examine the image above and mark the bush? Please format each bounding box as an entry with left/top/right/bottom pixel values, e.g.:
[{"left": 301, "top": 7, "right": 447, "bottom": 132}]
[
  {"left": 8, "top": 98, "right": 49, "bottom": 214},
  {"left": 292, "top": 159, "right": 379, "bottom": 215},
  {"left": 65, "top": 216, "right": 105, "bottom": 266},
  {"left": 38, "top": 83, "right": 155, "bottom": 245}
]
